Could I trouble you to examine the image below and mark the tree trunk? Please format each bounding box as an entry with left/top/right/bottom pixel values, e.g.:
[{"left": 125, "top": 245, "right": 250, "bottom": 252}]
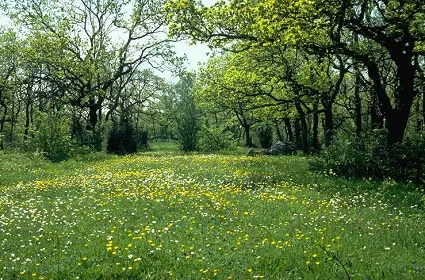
[
  {"left": 386, "top": 106, "right": 412, "bottom": 144},
  {"left": 284, "top": 117, "right": 294, "bottom": 143},
  {"left": 416, "top": 99, "right": 422, "bottom": 133},
  {"left": 24, "top": 100, "right": 31, "bottom": 144},
  {"left": 0, "top": 101, "right": 7, "bottom": 150},
  {"left": 423, "top": 92, "right": 425, "bottom": 132},
  {"left": 274, "top": 120, "right": 284, "bottom": 141},
  {"left": 366, "top": 49, "right": 416, "bottom": 144},
  {"left": 9, "top": 101, "right": 16, "bottom": 143},
  {"left": 323, "top": 106, "right": 334, "bottom": 147},
  {"left": 88, "top": 97, "right": 104, "bottom": 150},
  {"left": 386, "top": 59, "right": 416, "bottom": 144},
  {"left": 88, "top": 99, "right": 98, "bottom": 130},
  {"left": 294, "top": 118, "right": 301, "bottom": 150},
  {"left": 370, "top": 92, "right": 384, "bottom": 129},
  {"left": 295, "top": 102, "right": 309, "bottom": 154},
  {"left": 312, "top": 102, "right": 320, "bottom": 151},
  {"left": 243, "top": 123, "right": 252, "bottom": 147},
  {"left": 354, "top": 65, "right": 362, "bottom": 138}
]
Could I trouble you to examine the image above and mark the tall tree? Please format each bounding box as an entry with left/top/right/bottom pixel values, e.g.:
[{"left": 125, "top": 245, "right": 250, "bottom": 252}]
[
  {"left": 7, "top": 0, "right": 176, "bottom": 148},
  {"left": 166, "top": 0, "right": 425, "bottom": 143},
  {"left": 174, "top": 72, "right": 200, "bottom": 151}
]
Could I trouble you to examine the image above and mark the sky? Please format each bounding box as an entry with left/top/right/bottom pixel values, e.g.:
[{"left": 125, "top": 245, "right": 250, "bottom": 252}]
[
  {"left": 171, "top": 0, "right": 217, "bottom": 72},
  {"left": 173, "top": 41, "right": 212, "bottom": 71}
]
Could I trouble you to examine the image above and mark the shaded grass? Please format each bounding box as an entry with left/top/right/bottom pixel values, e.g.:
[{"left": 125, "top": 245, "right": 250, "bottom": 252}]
[{"left": 0, "top": 150, "right": 424, "bottom": 279}]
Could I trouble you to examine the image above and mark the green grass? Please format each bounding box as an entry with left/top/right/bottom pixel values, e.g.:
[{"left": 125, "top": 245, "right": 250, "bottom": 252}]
[{"left": 0, "top": 149, "right": 425, "bottom": 279}]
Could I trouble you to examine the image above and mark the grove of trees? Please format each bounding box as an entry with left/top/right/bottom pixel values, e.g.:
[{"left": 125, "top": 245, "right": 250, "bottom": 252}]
[
  {"left": 1, "top": 0, "right": 425, "bottom": 184},
  {"left": 0, "top": 0, "right": 189, "bottom": 159},
  {"left": 166, "top": 0, "right": 425, "bottom": 182}
]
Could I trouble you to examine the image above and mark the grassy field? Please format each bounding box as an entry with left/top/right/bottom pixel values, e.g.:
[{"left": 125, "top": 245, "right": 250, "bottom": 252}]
[{"left": 1, "top": 143, "right": 425, "bottom": 279}]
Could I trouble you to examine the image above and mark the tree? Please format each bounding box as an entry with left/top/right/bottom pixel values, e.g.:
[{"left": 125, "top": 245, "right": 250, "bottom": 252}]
[
  {"left": 7, "top": 0, "right": 176, "bottom": 149},
  {"left": 0, "top": 30, "right": 29, "bottom": 150},
  {"left": 174, "top": 72, "right": 199, "bottom": 151},
  {"left": 196, "top": 54, "right": 278, "bottom": 147},
  {"left": 166, "top": 0, "right": 425, "bottom": 144}
]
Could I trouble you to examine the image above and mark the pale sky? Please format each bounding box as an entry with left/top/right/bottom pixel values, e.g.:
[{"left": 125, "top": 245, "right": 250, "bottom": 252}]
[
  {"left": 173, "top": 41, "right": 211, "bottom": 70},
  {"left": 171, "top": 0, "right": 217, "bottom": 72}
]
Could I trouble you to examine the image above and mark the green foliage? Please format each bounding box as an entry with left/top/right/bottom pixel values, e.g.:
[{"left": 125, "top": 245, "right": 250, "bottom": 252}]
[
  {"left": 198, "top": 124, "right": 235, "bottom": 152},
  {"left": 32, "top": 112, "right": 73, "bottom": 162},
  {"left": 311, "top": 130, "right": 425, "bottom": 184},
  {"left": 71, "top": 116, "right": 91, "bottom": 146},
  {"left": 175, "top": 72, "right": 200, "bottom": 152},
  {"left": 135, "top": 130, "right": 149, "bottom": 150},
  {"left": 107, "top": 118, "right": 140, "bottom": 155},
  {"left": 177, "top": 109, "right": 199, "bottom": 152},
  {"left": 257, "top": 124, "right": 273, "bottom": 149}
]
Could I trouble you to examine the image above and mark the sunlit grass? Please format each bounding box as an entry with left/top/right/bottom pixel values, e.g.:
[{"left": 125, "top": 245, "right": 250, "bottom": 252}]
[{"left": 1, "top": 150, "right": 424, "bottom": 279}]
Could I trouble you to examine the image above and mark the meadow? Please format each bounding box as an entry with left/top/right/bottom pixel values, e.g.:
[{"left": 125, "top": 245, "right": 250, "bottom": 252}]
[{"left": 1, "top": 143, "right": 425, "bottom": 279}]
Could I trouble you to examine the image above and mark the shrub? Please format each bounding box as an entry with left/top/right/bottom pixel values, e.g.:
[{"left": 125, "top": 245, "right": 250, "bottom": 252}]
[
  {"left": 33, "top": 112, "right": 73, "bottom": 162},
  {"left": 176, "top": 104, "right": 199, "bottom": 152},
  {"left": 106, "top": 118, "right": 137, "bottom": 155},
  {"left": 257, "top": 125, "right": 273, "bottom": 149},
  {"left": 135, "top": 129, "right": 149, "bottom": 150},
  {"left": 198, "top": 125, "right": 235, "bottom": 152},
  {"left": 310, "top": 129, "right": 425, "bottom": 184}
]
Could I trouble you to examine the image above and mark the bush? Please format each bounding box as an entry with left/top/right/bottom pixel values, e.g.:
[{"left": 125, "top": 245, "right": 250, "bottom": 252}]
[
  {"left": 198, "top": 125, "right": 235, "bottom": 152},
  {"left": 135, "top": 129, "right": 149, "bottom": 150},
  {"left": 71, "top": 116, "right": 91, "bottom": 146},
  {"left": 257, "top": 125, "right": 273, "bottom": 149},
  {"left": 107, "top": 118, "right": 138, "bottom": 155},
  {"left": 177, "top": 108, "right": 199, "bottom": 152},
  {"left": 33, "top": 112, "right": 73, "bottom": 162},
  {"left": 310, "top": 129, "right": 425, "bottom": 184}
]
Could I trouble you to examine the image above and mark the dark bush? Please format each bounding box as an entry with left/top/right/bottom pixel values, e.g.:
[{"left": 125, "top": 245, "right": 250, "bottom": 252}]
[
  {"left": 107, "top": 118, "right": 137, "bottom": 155},
  {"left": 310, "top": 129, "right": 425, "bottom": 184},
  {"left": 136, "top": 130, "right": 149, "bottom": 150},
  {"left": 258, "top": 125, "right": 273, "bottom": 149},
  {"left": 198, "top": 125, "right": 235, "bottom": 152},
  {"left": 33, "top": 112, "right": 73, "bottom": 162}
]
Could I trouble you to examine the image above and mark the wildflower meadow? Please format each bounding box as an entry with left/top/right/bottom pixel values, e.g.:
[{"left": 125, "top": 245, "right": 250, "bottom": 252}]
[{"left": 1, "top": 150, "right": 425, "bottom": 279}]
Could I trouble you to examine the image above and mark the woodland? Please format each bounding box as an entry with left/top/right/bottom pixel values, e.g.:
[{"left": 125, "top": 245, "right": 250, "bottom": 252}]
[
  {"left": 1, "top": 1, "right": 425, "bottom": 279},
  {"left": 1, "top": 0, "right": 425, "bottom": 183}
]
